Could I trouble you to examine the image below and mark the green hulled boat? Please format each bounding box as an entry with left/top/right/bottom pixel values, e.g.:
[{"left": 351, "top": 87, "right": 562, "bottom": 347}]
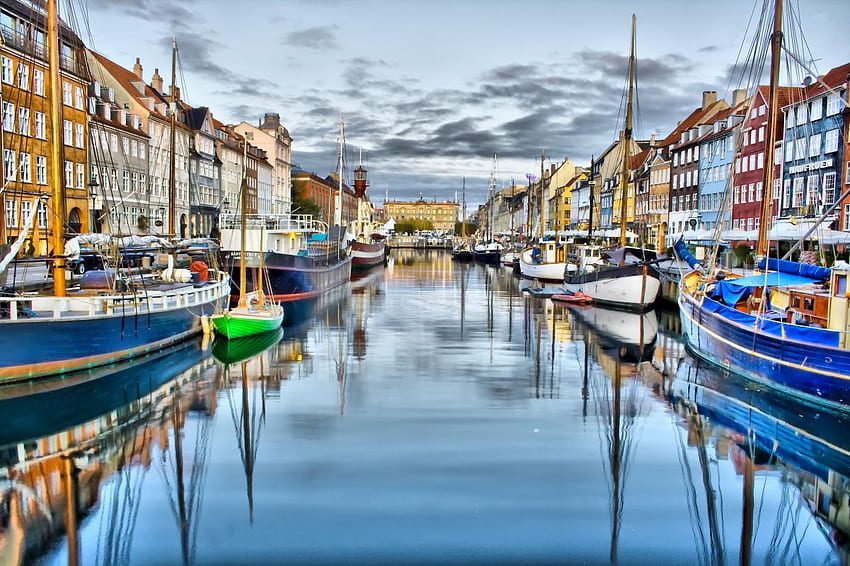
[{"left": 210, "top": 294, "right": 284, "bottom": 339}]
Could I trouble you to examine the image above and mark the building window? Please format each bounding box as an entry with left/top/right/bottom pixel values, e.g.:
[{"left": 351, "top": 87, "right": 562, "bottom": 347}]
[
  {"left": 792, "top": 177, "right": 804, "bottom": 207},
  {"left": 36, "top": 155, "right": 47, "bottom": 185},
  {"left": 64, "top": 161, "right": 74, "bottom": 187},
  {"left": 1, "top": 56, "right": 12, "bottom": 83},
  {"left": 123, "top": 170, "right": 130, "bottom": 191},
  {"left": 20, "top": 200, "right": 31, "bottom": 226},
  {"left": 74, "top": 86, "right": 83, "bottom": 110},
  {"left": 758, "top": 126, "right": 764, "bottom": 142},
  {"left": 823, "top": 172, "right": 836, "bottom": 205},
  {"left": 37, "top": 200, "right": 47, "bottom": 228},
  {"left": 62, "top": 81, "right": 72, "bottom": 105},
  {"left": 809, "top": 133, "right": 821, "bottom": 157},
  {"left": 33, "top": 69, "right": 44, "bottom": 95},
  {"left": 63, "top": 120, "right": 73, "bottom": 145},
  {"left": 806, "top": 175, "right": 819, "bottom": 205},
  {"left": 824, "top": 129, "right": 839, "bottom": 153},
  {"left": 122, "top": 137, "right": 129, "bottom": 155},
  {"left": 782, "top": 179, "right": 791, "bottom": 208},
  {"left": 3, "top": 149, "right": 15, "bottom": 180},
  {"left": 19, "top": 152, "right": 31, "bottom": 183},
  {"left": 17, "top": 107, "right": 29, "bottom": 136},
  {"left": 75, "top": 123, "right": 84, "bottom": 148},
  {"left": 826, "top": 93, "right": 841, "bottom": 116},
  {"left": 110, "top": 134, "right": 118, "bottom": 152},
  {"left": 2, "top": 102, "right": 15, "bottom": 132},
  {"left": 5, "top": 199, "right": 17, "bottom": 228},
  {"left": 76, "top": 163, "right": 84, "bottom": 189},
  {"left": 795, "top": 137, "right": 807, "bottom": 159},
  {"left": 845, "top": 204, "right": 850, "bottom": 231},
  {"left": 810, "top": 98, "right": 823, "bottom": 121},
  {"left": 34, "top": 112, "right": 45, "bottom": 139},
  {"left": 15, "top": 62, "right": 28, "bottom": 90},
  {"left": 784, "top": 139, "right": 794, "bottom": 162},
  {"left": 795, "top": 104, "right": 807, "bottom": 125}
]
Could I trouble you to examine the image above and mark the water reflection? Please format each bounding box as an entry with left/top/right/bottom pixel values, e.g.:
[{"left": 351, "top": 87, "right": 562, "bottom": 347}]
[{"left": 0, "top": 250, "right": 847, "bottom": 565}]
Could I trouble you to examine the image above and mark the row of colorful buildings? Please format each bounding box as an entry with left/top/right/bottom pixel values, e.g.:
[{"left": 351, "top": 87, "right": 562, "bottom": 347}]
[
  {"left": 0, "top": 0, "right": 370, "bottom": 257},
  {"left": 479, "top": 66, "right": 849, "bottom": 253}
]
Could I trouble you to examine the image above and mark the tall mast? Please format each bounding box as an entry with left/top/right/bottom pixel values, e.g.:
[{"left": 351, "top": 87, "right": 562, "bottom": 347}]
[
  {"left": 335, "top": 116, "right": 345, "bottom": 227},
  {"left": 620, "top": 14, "right": 636, "bottom": 254},
  {"left": 238, "top": 136, "right": 249, "bottom": 308},
  {"left": 756, "top": 0, "right": 784, "bottom": 260},
  {"left": 488, "top": 154, "right": 497, "bottom": 241},
  {"left": 461, "top": 178, "right": 466, "bottom": 239},
  {"left": 47, "top": 0, "right": 66, "bottom": 294},
  {"left": 168, "top": 38, "right": 178, "bottom": 236},
  {"left": 539, "top": 152, "right": 545, "bottom": 240}
]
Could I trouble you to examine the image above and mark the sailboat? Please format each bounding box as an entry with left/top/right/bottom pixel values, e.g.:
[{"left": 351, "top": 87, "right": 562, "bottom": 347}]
[
  {"left": 562, "top": 16, "right": 663, "bottom": 310},
  {"left": 219, "top": 118, "right": 352, "bottom": 325},
  {"left": 519, "top": 153, "right": 571, "bottom": 282},
  {"left": 349, "top": 146, "right": 389, "bottom": 271},
  {"left": 451, "top": 178, "right": 474, "bottom": 261},
  {"left": 677, "top": 0, "right": 850, "bottom": 412},
  {"left": 473, "top": 155, "right": 503, "bottom": 264},
  {"left": 0, "top": 2, "right": 230, "bottom": 383},
  {"left": 211, "top": 140, "right": 284, "bottom": 338}
]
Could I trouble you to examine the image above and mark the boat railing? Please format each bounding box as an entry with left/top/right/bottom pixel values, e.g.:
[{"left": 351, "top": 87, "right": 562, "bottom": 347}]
[
  {"left": 0, "top": 271, "right": 230, "bottom": 321},
  {"left": 220, "top": 213, "right": 328, "bottom": 233}
]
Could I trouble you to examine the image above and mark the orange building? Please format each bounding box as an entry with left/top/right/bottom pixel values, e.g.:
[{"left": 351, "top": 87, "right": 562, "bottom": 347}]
[{"left": 1, "top": 0, "right": 90, "bottom": 255}]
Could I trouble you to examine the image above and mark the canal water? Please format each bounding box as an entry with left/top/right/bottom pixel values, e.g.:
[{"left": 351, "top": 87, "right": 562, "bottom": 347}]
[{"left": 1, "top": 250, "right": 847, "bottom": 566}]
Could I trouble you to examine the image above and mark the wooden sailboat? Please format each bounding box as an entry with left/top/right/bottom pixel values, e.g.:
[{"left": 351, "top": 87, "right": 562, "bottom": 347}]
[
  {"left": 676, "top": 0, "right": 850, "bottom": 412},
  {"left": 0, "top": 1, "right": 230, "bottom": 382},
  {"left": 562, "top": 15, "right": 663, "bottom": 310},
  {"left": 473, "top": 155, "right": 503, "bottom": 264},
  {"left": 452, "top": 178, "right": 473, "bottom": 261},
  {"left": 519, "top": 152, "right": 571, "bottom": 282},
  {"left": 211, "top": 139, "right": 284, "bottom": 338}
]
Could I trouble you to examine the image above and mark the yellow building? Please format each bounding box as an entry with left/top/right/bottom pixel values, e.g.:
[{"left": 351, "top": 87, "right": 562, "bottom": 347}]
[
  {"left": 1, "top": 1, "right": 90, "bottom": 255},
  {"left": 385, "top": 198, "right": 458, "bottom": 233}
]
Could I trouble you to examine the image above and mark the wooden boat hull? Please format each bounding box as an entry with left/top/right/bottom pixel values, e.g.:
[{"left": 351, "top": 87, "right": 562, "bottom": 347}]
[
  {"left": 551, "top": 293, "right": 592, "bottom": 305},
  {"left": 678, "top": 270, "right": 850, "bottom": 411},
  {"left": 0, "top": 277, "right": 230, "bottom": 383},
  {"left": 519, "top": 247, "right": 568, "bottom": 282},
  {"left": 564, "top": 263, "right": 661, "bottom": 310},
  {"left": 351, "top": 240, "right": 388, "bottom": 271}
]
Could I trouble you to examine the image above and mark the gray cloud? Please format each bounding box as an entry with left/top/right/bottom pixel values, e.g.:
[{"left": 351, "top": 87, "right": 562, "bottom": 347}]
[
  {"left": 89, "top": 0, "right": 194, "bottom": 24},
  {"left": 282, "top": 26, "right": 339, "bottom": 50}
]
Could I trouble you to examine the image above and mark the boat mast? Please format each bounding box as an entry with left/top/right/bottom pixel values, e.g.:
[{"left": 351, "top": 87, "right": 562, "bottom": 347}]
[
  {"left": 47, "top": 0, "right": 66, "bottom": 295},
  {"left": 756, "top": 0, "right": 783, "bottom": 261},
  {"left": 619, "top": 14, "right": 636, "bottom": 255},
  {"left": 538, "top": 152, "right": 545, "bottom": 240},
  {"left": 461, "top": 178, "right": 466, "bottom": 239},
  {"left": 335, "top": 116, "right": 345, "bottom": 227},
  {"left": 488, "top": 154, "right": 497, "bottom": 242},
  {"left": 238, "top": 136, "right": 249, "bottom": 308},
  {"left": 168, "top": 38, "right": 178, "bottom": 236}
]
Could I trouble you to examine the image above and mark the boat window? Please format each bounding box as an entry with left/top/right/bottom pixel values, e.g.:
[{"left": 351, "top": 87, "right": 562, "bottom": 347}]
[{"left": 803, "top": 297, "right": 814, "bottom": 311}]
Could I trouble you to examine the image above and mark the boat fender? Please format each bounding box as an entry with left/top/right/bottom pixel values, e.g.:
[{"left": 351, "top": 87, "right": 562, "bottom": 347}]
[{"left": 173, "top": 269, "right": 192, "bottom": 283}]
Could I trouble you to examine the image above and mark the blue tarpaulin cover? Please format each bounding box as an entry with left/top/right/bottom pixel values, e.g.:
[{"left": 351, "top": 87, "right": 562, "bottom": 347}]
[
  {"left": 758, "top": 257, "right": 831, "bottom": 280},
  {"left": 710, "top": 271, "right": 820, "bottom": 306}
]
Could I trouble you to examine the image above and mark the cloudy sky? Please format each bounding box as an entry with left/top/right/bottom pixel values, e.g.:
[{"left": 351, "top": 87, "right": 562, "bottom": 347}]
[{"left": 81, "top": 0, "right": 848, "bottom": 208}]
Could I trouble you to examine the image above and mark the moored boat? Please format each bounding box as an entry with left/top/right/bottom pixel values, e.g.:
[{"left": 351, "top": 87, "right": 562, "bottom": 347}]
[
  {"left": 351, "top": 236, "right": 388, "bottom": 271},
  {"left": 0, "top": 11, "right": 230, "bottom": 383},
  {"left": 676, "top": 0, "right": 850, "bottom": 413},
  {"left": 519, "top": 239, "right": 570, "bottom": 282}
]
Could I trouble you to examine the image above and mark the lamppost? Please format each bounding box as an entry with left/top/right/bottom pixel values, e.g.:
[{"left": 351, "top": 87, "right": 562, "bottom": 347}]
[{"left": 88, "top": 177, "right": 99, "bottom": 233}]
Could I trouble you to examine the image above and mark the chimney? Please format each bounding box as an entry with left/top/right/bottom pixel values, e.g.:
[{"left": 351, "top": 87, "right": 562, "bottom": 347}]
[
  {"left": 133, "top": 57, "right": 143, "bottom": 79},
  {"left": 650, "top": 131, "right": 657, "bottom": 147},
  {"left": 702, "top": 90, "right": 717, "bottom": 110},
  {"left": 151, "top": 68, "right": 163, "bottom": 93},
  {"left": 732, "top": 88, "right": 748, "bottom": 106}
]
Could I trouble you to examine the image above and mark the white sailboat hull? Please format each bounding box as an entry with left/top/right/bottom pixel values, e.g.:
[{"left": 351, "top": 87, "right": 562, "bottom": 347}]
[
  {"left": 564, "top": 266, "right": 661, "bottom": 310},
  {"left": 519, "top": 247, "right": 568, "bottom": 282}
]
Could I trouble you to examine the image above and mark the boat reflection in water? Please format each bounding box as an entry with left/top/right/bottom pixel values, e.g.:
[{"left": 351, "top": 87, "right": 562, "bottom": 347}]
[
  {"left": 666, "top": 356, "right": 850, "bottom": 565},
  {"left": 0, "top": 340, "right": 212, "bottom": 566}
]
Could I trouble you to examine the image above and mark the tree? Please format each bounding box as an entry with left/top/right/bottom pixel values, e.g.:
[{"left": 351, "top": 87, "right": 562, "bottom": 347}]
[
  {"left": 394, "top": 218, "right": 433, "bottom": 234},
  {"left": 291, "top": 181, "right": 320, "bottom": 218},
  {"left": 454, "top": 220, "right": 477, "bottom": 236}
]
